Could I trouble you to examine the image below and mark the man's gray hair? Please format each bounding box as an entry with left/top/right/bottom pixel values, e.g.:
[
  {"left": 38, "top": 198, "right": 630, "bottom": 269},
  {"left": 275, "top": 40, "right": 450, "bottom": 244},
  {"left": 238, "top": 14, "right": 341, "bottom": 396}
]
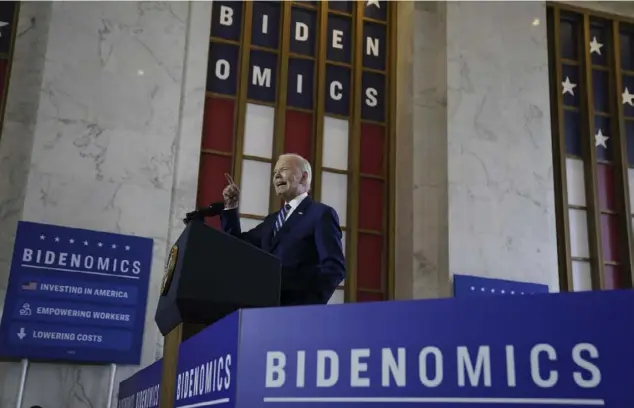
[{"left": 279, "top": 153, "right": 312, "bottom": 187}]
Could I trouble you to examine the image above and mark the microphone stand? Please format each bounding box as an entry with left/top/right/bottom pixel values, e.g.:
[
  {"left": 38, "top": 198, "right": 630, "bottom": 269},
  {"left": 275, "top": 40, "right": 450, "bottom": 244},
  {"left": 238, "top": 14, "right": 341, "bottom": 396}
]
[{"left": 183, "top": 202, "right": 225, "bottom": 224}]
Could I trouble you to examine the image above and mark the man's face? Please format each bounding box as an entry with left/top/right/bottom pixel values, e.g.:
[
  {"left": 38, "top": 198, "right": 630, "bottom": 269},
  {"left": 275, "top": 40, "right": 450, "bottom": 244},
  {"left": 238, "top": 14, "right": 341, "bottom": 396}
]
[{"left": 273, "top": 157, "right": 305, "bottom": 199}]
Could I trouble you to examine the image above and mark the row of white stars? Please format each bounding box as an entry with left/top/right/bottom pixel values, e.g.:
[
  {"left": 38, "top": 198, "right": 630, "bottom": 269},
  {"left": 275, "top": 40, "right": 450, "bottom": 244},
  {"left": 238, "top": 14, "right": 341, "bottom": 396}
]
[
  {"left": 39, "top": 234, "right": 130, "bottom": 250},
  {"left": 561, "top": 77, "right": 634, "bottom": 107},
  {"left": 469, "top": 286, "right": 529, "bottom": 295}
]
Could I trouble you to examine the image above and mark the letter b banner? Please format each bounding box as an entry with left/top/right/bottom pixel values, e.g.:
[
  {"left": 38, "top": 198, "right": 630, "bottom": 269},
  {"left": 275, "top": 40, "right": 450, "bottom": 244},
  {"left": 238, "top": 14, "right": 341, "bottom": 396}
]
[{"left": 120, "top": 291, "right": 634, "bottom": 407}]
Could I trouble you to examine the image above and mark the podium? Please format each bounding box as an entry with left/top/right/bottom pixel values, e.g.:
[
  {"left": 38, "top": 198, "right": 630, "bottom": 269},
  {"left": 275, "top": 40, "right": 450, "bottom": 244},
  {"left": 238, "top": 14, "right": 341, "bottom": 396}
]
[
  {"left": 154, "top": 219, "right": 281, "bottom": 407},
  {"left": 120, "top": 290, "right": 634, "bottom": 407}
]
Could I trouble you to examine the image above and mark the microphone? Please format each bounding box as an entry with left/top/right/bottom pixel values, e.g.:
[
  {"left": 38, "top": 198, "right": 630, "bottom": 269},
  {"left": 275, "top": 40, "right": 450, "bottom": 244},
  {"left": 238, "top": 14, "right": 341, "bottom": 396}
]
[{"left": 183, "top": 202, "right": 225, "bottom": 224}]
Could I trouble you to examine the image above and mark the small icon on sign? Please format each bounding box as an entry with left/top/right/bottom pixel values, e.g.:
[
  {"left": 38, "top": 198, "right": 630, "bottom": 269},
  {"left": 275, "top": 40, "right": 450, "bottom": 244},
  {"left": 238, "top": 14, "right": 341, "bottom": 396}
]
[
  {"left": 22, "top": 281, "right": 37, "bottom": 291},
  {"left": 19, "top": 303, "right": 32, "bottom": 316},
  {"left": 17, "top": 328, "right": 26, "bottom": 340}
]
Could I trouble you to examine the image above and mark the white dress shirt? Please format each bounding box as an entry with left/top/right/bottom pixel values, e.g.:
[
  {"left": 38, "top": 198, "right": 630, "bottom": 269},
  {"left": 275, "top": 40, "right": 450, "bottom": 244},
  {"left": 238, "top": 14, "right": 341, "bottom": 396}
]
[{"left": 284, "top": 192, "right": 308, "bottom": 220}]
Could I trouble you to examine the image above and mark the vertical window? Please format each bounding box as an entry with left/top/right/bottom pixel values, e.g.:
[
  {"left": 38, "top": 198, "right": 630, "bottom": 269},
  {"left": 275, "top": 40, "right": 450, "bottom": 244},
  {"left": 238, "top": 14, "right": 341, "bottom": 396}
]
[{"left": 548, "top": 5, "right": 634, "bottom": 291}]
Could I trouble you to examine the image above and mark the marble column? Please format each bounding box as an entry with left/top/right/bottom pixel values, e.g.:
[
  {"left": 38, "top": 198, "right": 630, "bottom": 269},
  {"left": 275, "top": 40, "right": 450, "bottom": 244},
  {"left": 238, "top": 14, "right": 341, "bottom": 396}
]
[
  {"left": 445, "top": 1, "right": 558, "bottom": 289},
  {"left": 394, "top": 1, "right": 560, "bottom": 299},
  {"left": 0, "top": 2, "right": 211, "bottom": 407}
]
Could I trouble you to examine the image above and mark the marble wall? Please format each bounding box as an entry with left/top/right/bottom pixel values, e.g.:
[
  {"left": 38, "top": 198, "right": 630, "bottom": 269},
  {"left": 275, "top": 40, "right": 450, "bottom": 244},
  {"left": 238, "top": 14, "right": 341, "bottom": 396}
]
[
  {"left": 0, "top": 2, "right": 211, "bottom": 407},
  {"left": 402, "top": 1, "right": 560, "bottom": 299},
  {"left": 445, "top": 1, "right": 558, "bottom": 289}
]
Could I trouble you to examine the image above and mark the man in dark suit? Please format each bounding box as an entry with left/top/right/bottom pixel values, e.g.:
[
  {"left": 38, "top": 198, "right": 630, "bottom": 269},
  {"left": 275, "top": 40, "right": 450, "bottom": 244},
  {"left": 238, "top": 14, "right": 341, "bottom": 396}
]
[{"left": 221, "top": 153, "right": 346, "bottom": 306}]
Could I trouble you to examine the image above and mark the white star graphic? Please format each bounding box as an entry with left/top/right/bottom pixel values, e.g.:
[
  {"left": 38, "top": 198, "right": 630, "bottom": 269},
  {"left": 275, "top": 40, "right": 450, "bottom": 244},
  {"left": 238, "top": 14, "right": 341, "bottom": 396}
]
[
  {"left": 0, "top": 22, "right": 7, "bottom": 38},
  {"left": 111, "top": 244, "right": 117, "bottom": 249},
  {"left": 83, "top": 241, "right": 89, "bottom": 246},
  {"left": 521, "top": 292, "right": 525, "bottom": 295},
  {"left": 69, "top": 238, "right": 74, "bottom": 244},
  {"left": 623, "top": 87, "right": 634, "bottom": 106},
  {"left": 480, "top": 287, "right": 485, "bottom": 292},
  {"left": 491, "top": 288, "right": 496, "bottom": 293},
  {"left": 125, "top": 245, "right": 130, "bottom": 251},
  {"left": 97, "top": 242, "right": 103, "bottom": 247},
  {"left": 54, "top": 237, "right": 60, "bottom": 242},
  {"left": 501, "top": 290, "right": 506, "bottom": 294},
  {"left": 366, "top": 0, "right": 380, "bottom": 8},
  {"left": 470, "top": 286, "right": 475, "bottom": 291},
  {"left": 589, "top": 36, "right": 603, "bottom": 55},
  {"left": 562, "top": 76, "right": 577, "bottom": 96},
  {"left": 39, "top": 235, "right": 45, "bottom": 240},
  {"left": 511, "top": 291, "right": 515, "bottom": 295},
  {"left": 595, "top": 128, "right": 609, "bottom": 148}
]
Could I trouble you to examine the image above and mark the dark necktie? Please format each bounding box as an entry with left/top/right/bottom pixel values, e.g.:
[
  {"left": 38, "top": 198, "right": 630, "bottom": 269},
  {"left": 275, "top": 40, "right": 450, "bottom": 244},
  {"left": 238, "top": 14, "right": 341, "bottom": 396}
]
[{"left": 273, "top": 204, "right": 292, "bottom": 236}]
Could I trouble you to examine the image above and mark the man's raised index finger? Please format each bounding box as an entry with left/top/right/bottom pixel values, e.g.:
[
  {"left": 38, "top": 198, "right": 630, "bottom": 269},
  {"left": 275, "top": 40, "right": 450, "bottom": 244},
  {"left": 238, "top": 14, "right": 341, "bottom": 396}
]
[{"left": 224, "top": 173, "right": 236, "bottom": 186}]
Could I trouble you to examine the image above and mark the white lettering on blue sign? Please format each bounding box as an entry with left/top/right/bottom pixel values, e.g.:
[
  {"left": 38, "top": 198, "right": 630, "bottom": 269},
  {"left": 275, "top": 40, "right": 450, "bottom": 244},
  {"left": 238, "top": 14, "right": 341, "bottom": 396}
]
[
  {"left": 212, "top": 58, "right": 378, "bottom": 109},
  {"left": 261, "top": 14, "right": 269, "bottom": 34},
  {"left": 295, "top": 22, "right": 308, "bottom": 41},
  {"left": 176, "top": 354, "right": 233, "bottom": 401},
  {"left": 39, "top": 283, "right": 85, "bottom": 294},
  {"left": 219, "top": 6, "right": 233, "bottom": 26},
  {"left": 252, "top": 66, "right": 272, "bottom": 87},
  {"left": 365, "top": 88, "right": 378, "bottom": 107},
  {"left": 332, "top": 30, "right": 343, "bottom": 49},
  {"left": 330, "top": 82, "right": 342, "bottom": 101},
  {"left": 31, "top": 330, "right": 103, "bottom": 343},
  {"left": 366, "top": 36, "right": 379, "bottom": 57},
  {"left": 37, "top": 283, "right": 129, "bottom": 298},
  {"left": 264, "top": 344, "right": 601, "bottom": 389},
  {"left": 296, "top": 74, "right": 304, "bottom": 94},
  {"left": 118, "top": 384, "right": 160, "bottom": 408},
  {"left": 215, "top": 60, "right": 230, "bottom": 80},
  {"left": 208, "top": 4, "right": 385, "bottom": 117},
  {"left": 34, "top": 306, "right": 130, "bottom": 322},
  {"left": 22, "top": 248, "right": 142, "bottom": 275}
]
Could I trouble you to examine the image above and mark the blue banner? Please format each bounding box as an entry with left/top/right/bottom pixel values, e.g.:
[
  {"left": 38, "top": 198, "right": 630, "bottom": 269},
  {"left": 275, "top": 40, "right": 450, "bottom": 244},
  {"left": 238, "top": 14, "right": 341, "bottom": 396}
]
[
  {"left": 118, "top": 359, "right": 162, "bottom": 408},
  {"left": 233, "top": 291, "right": 633, "bottom": 407},
  {"left": 173, "top": 312, "right": 240, "bottom": 408},
  {"left": 0, "top": 221, "right": 153, "bottom": 364},
  {"left": 454, "top": 274, "right": 550, "bottom": 297}
]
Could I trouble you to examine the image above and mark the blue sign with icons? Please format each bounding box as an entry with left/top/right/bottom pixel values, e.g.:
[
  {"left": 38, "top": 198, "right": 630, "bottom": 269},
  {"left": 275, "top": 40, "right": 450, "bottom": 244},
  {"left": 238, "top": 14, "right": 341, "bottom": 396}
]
[
  {"left": 454, "top": 274, "right": 550, "bottom": 297},
  {"left": 118, "top": 359, "right": 162, "bottom": 408},
  {"left": 0, "top": 221, "right": 153, "bottom": 364}
]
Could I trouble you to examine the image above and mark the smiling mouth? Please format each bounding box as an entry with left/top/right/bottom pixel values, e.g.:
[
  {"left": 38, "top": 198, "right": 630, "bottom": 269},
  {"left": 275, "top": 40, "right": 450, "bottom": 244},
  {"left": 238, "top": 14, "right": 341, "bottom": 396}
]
[{"left": 275, "top": 182, "right": 287, "bottom": 188}]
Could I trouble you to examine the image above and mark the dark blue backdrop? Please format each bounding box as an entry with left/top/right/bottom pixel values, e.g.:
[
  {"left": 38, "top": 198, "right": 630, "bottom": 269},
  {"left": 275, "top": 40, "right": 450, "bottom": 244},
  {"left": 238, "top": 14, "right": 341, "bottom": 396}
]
[
  {"left": 236, "top": 291, "right": 632, "bottom": 407},
  {"left": 0, "top": 221, "right": 153, "bottom": 364},
  {"left": 120, "top": 290, "right": 634, "bottom": 407}
]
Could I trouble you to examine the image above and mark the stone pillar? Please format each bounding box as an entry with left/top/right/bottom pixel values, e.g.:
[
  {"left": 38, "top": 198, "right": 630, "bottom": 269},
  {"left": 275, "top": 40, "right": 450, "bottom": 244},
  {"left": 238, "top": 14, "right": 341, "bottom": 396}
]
[
  {"left": 0, "top": 2, "right": 211, "bottom": 406},
  {"left": 394, "top": 1, "right": 560, "bottom": 300}
]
